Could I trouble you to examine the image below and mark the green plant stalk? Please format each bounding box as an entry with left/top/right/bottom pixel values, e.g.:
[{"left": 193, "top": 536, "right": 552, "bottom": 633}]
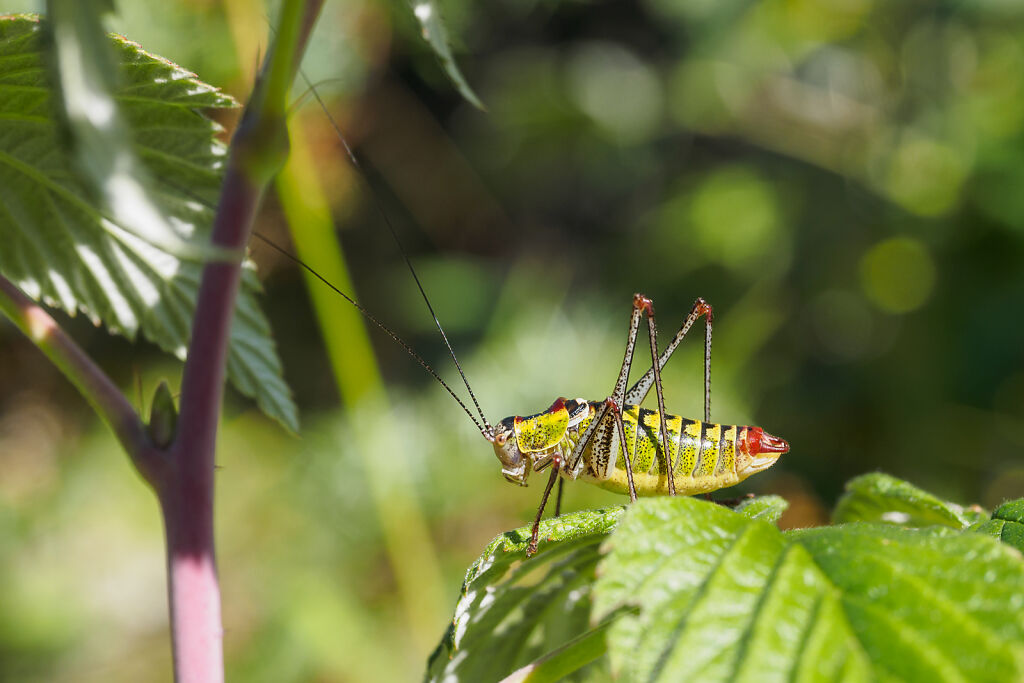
[
  {"left": 274, "top": 119, "right": 447, "bottom": 654},
  {"left": 0, "top": 274, "right": 157, "bottom": 478}
]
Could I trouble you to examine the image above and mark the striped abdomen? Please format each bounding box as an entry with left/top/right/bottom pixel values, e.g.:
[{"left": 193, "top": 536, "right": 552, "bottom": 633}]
[{"left": 572, "top": 403, "right": 754, "bottom": 496}]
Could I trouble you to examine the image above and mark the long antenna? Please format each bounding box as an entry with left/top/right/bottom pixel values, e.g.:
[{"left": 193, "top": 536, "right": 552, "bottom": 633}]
[
  {"left": 297, "top": 73, "right": 493, "bottom": 434},
  {"left": 252, "top": 232, "right": 487, "bottom": 435}
]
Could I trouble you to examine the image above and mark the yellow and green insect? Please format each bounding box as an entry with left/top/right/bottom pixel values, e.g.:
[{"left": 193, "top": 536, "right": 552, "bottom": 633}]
[
  {"left": 257, "top": 239, "right": 790, "bottom": 557},
  {"left": 482, "top": 294, "right": 788, "bottom": 555},
  {"left": 258, "top": 92, "right": 788, "bottom": 558}
]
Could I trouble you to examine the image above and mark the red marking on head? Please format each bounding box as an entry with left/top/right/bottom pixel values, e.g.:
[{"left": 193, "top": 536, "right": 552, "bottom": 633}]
[
  {"left": 633, "top": 293, "right": 655, "bottom": 316},
  {"left": 548, "top": 397, "right": 567, "bottom": 413},
  {"left": 743, "top": 426, "right": 789, "bottom": 456}
]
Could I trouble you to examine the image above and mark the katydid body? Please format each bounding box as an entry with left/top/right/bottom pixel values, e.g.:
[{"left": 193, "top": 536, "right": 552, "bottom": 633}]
[
  {"left": 270, "top": 86, "right": 788, "bottom": 558},
  {"left": 258, "top": 244, "right": 789, "bottom": 557},
  {"left": 496, "top": 398, "right": 787, "bottom": 498},
  {"left": 487, "top": 295, "right": 788, "bottom": 555}
]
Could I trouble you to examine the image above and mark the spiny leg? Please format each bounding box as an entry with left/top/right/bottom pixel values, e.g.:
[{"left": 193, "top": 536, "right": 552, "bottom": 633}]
[
  {"left": 565, "top": 299, "right": 646, "bottom": 478},
  {"left": 702, "top": 300, "right": 712, "bottom": 423},
  {"left": 637, "top": 297, "right": 678, "bottom": 496},
  {"left": 613, "top": 297, "right": 646, "bottom": 404},
  {"left": 554, "top": 478, "right": 564, "bottom": 517},
  {"left": 527, "top": 458, "right": 562, "bottom": 557},
  {"left": 606, "top": 398, "right": 637, "bottom": 502},
  {"left": 625, "top": 297, "right": 713, "bottom": 423}
]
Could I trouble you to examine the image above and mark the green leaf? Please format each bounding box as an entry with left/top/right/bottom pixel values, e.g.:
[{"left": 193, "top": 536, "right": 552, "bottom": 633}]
[
  {"left": 969, "top": 498, "right": 1024, "bottom": 553},
  {"left": 498, "top": 622, "right": 612, "bottom": 683},
  {"left": 47, "top": 0, "right": 234, "bottom": 261},
  {"left": 735, "top": 494, "right": 788, "bottom": 524},
  {"left": 995, "top": 499, "right": 1024, "bottom": 523},
  {"left": 426, "top": 507, "right": 624, "bottom": 683},
  {"left": 0, "top": 15, "right": 298, "bottom": 431},
  {"left": 592, "top": 498, "right": 846, "bottom": 682},
  {"left": 793, "top": 524, "right": 1024, "bottom": 682},
  {"left": 593, "top": 497, "right": 1024, "bottom": 683},
  {"left": 832, "top": 472, "right": 987, "bottom": 529},
  {"left": 406, "top": 0, "right": 484, "bottom": 109}
]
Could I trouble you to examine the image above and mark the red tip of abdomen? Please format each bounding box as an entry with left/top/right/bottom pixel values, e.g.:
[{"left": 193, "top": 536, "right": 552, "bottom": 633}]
[{"left": 743, "top": 426, "right": 789, "bottom": 455}]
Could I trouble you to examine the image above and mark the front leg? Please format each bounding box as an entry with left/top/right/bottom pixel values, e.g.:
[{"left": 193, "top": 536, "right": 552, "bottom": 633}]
[{"left": 526, "top": 456, "right": 562, "bottom": 557}]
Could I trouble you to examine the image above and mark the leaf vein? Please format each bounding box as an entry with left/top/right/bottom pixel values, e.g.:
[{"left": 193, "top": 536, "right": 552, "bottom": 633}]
[
  {"left": 728, "top": 543, "right": 793, "bottom": 680},
  {"left": 646, "top": 521, "right": 758, "bottom": 682}
]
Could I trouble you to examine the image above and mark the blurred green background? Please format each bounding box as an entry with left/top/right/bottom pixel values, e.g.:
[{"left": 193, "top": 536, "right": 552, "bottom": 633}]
[{"left": 2, "top": 0, "right": 1024, "bottom": 680}]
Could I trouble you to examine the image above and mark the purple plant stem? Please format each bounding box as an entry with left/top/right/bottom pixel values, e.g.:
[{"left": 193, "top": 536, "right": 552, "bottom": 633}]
[
  {"left": 1, "top": 4, "right": 328, "bottom": 681},
  {"left": 161, "top": 3, "right": 324, "bottom": 680},
  {"left": 164, "top": 169, "right": 258, "bottom": 682}
]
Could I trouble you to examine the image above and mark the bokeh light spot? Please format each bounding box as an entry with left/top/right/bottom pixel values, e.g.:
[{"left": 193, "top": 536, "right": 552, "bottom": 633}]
[
  {"left": 967, "top": 35, "right": 1024, "bottom": 140},
  {"left": 885, "top": 137, "right": 968, "bottom": 216},
  {"left": 566, "top": 42, "right": 663, "bottom": 144},
  {"left": 687, "top": 165, "right": 787, "bottom": 273},
  {"left": 859, "top": 237, "right": 936, "bottom": 313},
  {"left": 781, "top": 0, "right": 873, "bottom": 44}
]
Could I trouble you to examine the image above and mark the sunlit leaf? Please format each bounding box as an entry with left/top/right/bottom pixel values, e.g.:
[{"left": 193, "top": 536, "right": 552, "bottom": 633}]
[
  {"left": 593, "top": 497, "right": 1024, "bottom": 683},
  {"left": 734, "top": 494, "right": 788, "bottom": 524},
  {"left": 0, "top": 15, "right": 297, "bottom": 431},
  {"left": 832, "top": 472, "right": 987, "bottom": 528},
  {"left": 426, "top": 507, "right": 623, "bottom": 682},
  {"left": 48, "top": 0, "right": 230, "bottom": 260},
  {"left": 969, "top": 498, "right": 1024, "bottom": 554},
  {"left": 792, "top": 523, "right": 1024, "bottom": 682}
]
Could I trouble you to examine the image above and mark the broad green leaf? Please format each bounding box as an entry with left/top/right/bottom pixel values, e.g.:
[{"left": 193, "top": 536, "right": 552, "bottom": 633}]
[
  {"left": 48, "top": 0, "right": 231, "bottom": 261},
  {"left": 592, "top": 498, "right": 865, "bottom": 682},
  {"left": 969, "top": 498, "right": 1024, "bottom": 553},
  {"left": 792, "top": 524, "right": 1024, "bottom": 682},
  {"left": 426, "top": 507, "right": 623, "bottom": 682},
  {"left": 735, "top": 494, "right": 788, "bottom": 524},
  {"left": 407, "top": 0, "right": 484, "bottom": 109},
  {"left": 0, "top": 15, "right": 298, "bottom": 431},
  {"left": 427, "top": 496, "right": 794, "bottom": 681},
  {"left": 832, "top": 472, "right": 987, "bottom": 528},
  {"left": 593, "top": 497, "right": 1024, "bottom": 683}
]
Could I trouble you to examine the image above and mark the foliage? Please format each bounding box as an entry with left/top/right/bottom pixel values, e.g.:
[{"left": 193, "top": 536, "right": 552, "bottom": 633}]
[
  {"left": 833, "top": 472, "right": 990, "bottom": 529},
  {"left": 0, "top": 2, "right": 486, "bottom": 679},
  {"left": 405, "top": 0, "right": 482, "bottom": 109},
  {"left": 0, "top": 13, "right": 297, "bottom": 430},
  {"left": 2, "top": 0, "right": 1024, "bottom": 682},
  {"left": 426, "top": 507, "right": 623, "bottom": 681},
  {"left": 970, "top": 500, "right": 1024, "bottom": 554},
  {"left": 430, "top": 479, "right": 1024, "bottom": 683}
]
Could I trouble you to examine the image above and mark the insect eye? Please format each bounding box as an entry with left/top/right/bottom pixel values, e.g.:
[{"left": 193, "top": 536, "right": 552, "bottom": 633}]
[{"left": 495, "top": 432, "right": 508, "bottom": 446}]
